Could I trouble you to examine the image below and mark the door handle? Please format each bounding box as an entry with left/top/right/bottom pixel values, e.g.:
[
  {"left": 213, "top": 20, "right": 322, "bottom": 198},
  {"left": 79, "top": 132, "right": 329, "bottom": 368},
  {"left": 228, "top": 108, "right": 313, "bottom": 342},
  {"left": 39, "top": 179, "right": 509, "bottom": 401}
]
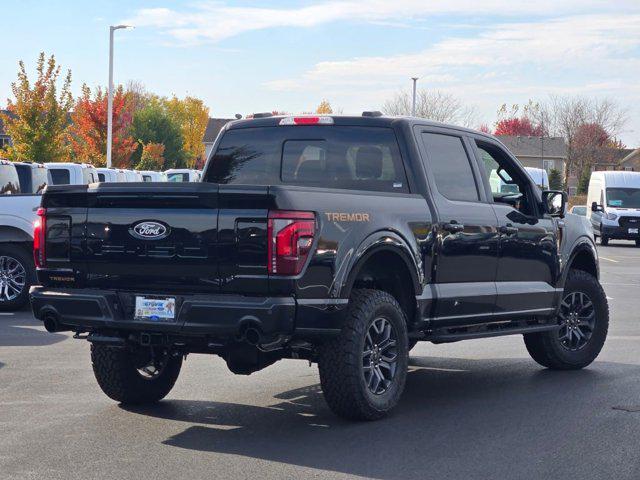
[
  {"left": 443, "top": 221, "right": 465, "bottom": 233},
  {"left": 499, "top": 224, "right": 519, "bottom": 236}
]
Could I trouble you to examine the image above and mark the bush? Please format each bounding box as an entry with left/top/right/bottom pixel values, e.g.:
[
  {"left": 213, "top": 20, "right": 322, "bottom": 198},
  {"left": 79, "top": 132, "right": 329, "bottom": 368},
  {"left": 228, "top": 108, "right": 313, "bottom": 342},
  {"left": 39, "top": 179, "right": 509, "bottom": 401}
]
[{"left": 548, "top": 168, "right": 563, "bottom": 190}]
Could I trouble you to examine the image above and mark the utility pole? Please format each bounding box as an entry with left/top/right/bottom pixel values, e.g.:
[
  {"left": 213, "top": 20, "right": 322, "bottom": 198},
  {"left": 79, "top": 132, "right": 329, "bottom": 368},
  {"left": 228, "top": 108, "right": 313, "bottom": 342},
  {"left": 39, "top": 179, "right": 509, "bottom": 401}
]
[
  {"left": 411, "top": 77, "right": 419, "bottom": 116},
  {"left": 107, "top": 25, "right": 132, "bottom": 168}
]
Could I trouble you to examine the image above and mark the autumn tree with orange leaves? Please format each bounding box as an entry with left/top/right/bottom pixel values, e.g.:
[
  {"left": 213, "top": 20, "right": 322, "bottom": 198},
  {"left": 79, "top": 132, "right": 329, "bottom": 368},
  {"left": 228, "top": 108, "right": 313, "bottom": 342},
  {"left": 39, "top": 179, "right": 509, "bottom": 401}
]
[
  {"left": 68, "top": 84, "right": 137, "bottom": 167},
  {"left": 1, "top": 52, "right": 73, "bottom": 162}
]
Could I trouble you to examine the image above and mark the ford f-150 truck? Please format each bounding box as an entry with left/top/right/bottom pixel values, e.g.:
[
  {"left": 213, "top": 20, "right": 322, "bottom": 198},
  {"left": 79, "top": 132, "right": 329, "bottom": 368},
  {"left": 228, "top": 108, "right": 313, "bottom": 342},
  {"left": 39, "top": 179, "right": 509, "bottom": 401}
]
[{"left": 30, "top": 114, "right": 608, "bottom": 420}]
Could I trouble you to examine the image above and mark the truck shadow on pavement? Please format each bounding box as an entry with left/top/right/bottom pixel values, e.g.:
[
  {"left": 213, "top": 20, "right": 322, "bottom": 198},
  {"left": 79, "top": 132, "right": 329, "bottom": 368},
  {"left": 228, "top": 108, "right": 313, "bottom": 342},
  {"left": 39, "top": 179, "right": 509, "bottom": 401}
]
[
  {"left": 0, "top": 311, "right": 67, "bottom": 347},
  {"left": 122, "top": 356, "right": 640, "bottom": 480}
]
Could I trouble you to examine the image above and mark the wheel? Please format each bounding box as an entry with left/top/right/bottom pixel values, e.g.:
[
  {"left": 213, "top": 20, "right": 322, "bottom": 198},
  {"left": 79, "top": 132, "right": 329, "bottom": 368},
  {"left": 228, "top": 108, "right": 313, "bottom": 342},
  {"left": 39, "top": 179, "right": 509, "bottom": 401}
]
[
  {"left": 91, "top": 344, "right": 182, "bottom": 404},
  {"left": 600, "top": 235, "right": 609, "bottom": 246},
  {"left": 0, "top": 244, "right": 34, "bottom": 311},
  {"left": 524, "top": 270, "right": 608, "bottom": 370},
  {"left": 318, "top": 289, "right": 408, "bottom": 421},
  {"left": 635, "top": 239, "right": 640, "bottom": 247}
]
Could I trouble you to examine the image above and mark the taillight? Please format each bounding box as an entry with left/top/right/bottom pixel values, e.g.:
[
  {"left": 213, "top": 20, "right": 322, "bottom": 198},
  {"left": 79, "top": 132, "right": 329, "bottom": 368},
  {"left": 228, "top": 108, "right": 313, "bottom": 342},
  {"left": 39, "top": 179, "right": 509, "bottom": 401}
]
[
  {"left": 267, "top": 210, "right": 316, "bottom": 275},
  {"left": 33, "top": 207, "right": 46, "bottom": 268}
]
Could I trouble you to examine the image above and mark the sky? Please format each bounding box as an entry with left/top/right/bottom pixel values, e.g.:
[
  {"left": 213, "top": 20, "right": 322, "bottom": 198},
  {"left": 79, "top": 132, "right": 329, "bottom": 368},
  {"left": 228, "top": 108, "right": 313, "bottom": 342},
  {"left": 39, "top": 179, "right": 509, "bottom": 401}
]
[{"left": 1, "top": 0, "right": 639, "bottom": 146}]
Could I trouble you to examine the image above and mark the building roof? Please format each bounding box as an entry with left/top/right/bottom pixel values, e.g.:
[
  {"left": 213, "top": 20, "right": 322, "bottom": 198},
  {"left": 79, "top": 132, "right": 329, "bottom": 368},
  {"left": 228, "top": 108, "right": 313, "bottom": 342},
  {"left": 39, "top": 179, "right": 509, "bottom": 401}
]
[
  {"left": 203, "top": 118, "right": 234, "bottom": 143},
  {"left": 620, "top": 148, "right": 640, "bottom": 166},
  {"left": 497, "top": 135, "right": 567, "bottom": 158}
]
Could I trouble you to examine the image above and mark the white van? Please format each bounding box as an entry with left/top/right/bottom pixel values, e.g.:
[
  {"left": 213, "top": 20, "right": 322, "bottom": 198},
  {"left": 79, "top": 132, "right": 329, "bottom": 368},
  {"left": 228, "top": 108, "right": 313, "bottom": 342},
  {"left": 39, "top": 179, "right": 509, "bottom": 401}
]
[
  {"left": 139, "top": 170, "right": 167, "bottom": 182},
  {"left": 120, "top": 169, "right": 143, "bottom": 182},
  {"left": 165, "top": 168, "right": 201, "bottom": 182},
  {"left": 587, "top": 170, "right": 640, "bottom": 246},
  {"left": 46, "top": 162, "right": 98, "bottom": 185},
  {"left": 96, "top": 168, "right": 127, "bottom": 183},
  {"left": 524, "top": 167, "right": 549, "bottom": 189}
]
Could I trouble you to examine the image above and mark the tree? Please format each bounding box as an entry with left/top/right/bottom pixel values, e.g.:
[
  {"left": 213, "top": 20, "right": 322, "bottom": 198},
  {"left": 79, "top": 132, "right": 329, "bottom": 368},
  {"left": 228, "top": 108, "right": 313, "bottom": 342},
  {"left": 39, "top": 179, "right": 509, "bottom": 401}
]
[
  {"left": 166, "top": 96, "right": 209, "bottom": 168},
  {"left": 316, "top": 100, "right": 333, "bottom": 114},
  {"left": 130, "top": 99, "right": 185, "bottom": 169},
  {"left": 383, "top": 89, "right": 476, "bottom": 127},
  {"left": 1, "top": 52, "right": 73, "bottom": 162},
  {"left": 548, "top": 168, "right": 563, "bottom": 190},
  {"left": 543, "top": 95, "right": 627, "bottom": 187},
  {"left": 577, "top": 168, "right": 591, "bottom": 195},
  {"left": 494, "top": 117, "right": 543, "bottom": 136},
  {"left": 137, "top": 142, "right": 165, "bottom": 170},
  {"left": 67, "top": 84, "right": 137, "bottom": 168}
]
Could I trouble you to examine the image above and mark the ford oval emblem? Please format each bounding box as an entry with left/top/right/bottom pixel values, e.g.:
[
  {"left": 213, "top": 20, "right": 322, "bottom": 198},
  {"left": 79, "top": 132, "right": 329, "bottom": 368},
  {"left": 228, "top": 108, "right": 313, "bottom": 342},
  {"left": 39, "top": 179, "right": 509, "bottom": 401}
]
[{"left": 130, "top": 221, "right": 170, "bottom": 240}]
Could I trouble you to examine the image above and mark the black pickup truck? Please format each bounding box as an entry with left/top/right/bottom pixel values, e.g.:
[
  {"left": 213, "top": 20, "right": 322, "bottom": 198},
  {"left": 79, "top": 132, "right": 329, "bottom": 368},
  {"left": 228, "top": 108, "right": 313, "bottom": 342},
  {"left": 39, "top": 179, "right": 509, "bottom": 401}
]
[{"left": 31, "top": 114, "right": 608, "bottom": 420}]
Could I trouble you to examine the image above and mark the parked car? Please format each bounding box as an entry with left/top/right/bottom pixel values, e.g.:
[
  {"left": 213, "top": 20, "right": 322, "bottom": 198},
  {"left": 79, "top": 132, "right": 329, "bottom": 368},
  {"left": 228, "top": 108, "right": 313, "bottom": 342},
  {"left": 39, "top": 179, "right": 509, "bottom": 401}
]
[
  {"left": 13, "top": 162, "right": 49, "bottom": 194},
  {"left": 0, "top": 160, "right": 39, "bottom": 310},
  {"left": 96, "top": 168, "right": 127, "bottom": 183},
  {"left": 165, "top": 168, "right": 201, "bottom": 182},
  {"left": 139, "top": 170, "right": 167, "bottom": 182},
  {"left": 31, "top": 115, "right": 608, "bottom": 420},
  {"left": 570, "top": 205, "right": 587, "bottom": 216},
  {"left": 587, "top": 170, "right": 640, "bottom": 246},
  {"left": 46, "top": 162, "right": 99, "bottom": 185}
]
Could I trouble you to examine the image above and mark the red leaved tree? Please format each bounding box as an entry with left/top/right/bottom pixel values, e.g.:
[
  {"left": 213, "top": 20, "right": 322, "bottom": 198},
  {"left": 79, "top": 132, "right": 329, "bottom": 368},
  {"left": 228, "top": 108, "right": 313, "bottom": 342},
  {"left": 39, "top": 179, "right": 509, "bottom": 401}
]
[
  {"left": 68, "top": 84, "right": 137, "bottom": 168},
  {"left": 494, "top": 117, "right": 544, "bottom": 136}
]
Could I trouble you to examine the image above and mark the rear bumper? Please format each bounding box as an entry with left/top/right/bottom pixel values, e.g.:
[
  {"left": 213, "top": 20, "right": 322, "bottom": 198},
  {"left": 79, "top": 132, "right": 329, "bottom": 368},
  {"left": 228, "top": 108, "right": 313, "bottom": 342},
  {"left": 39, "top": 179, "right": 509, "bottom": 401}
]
[
  {"left": 29, "top": 287, "right": 345, "bottom": 339},
  {"left": 600, "top": 225, "right": 640, "bottom": 240}
]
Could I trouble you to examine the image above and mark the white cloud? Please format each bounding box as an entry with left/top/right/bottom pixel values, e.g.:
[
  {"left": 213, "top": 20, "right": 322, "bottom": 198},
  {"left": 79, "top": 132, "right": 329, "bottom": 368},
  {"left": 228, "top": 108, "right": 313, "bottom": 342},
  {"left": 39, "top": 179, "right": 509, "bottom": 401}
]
[{"left": 125, "top": 0, "right": 640, "bottom": 44}]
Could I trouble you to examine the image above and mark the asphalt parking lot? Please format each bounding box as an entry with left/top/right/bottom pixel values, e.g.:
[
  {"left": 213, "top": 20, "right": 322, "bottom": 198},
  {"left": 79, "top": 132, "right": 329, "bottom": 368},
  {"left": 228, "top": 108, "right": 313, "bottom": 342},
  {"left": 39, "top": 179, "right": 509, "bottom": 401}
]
[{"left": 2, "top": 243, "right": 640, "bottom": 480}]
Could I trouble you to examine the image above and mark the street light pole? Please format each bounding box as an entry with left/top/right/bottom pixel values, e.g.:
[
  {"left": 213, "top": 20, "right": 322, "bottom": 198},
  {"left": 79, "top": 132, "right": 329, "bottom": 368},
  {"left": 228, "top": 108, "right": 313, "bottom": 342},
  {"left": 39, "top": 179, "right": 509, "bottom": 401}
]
[
  {"left": 411, "top": 77, "right": 419, "bottom": 116},
  {"left": 107, "top": 25, "right": 132, "bottom": 168}
]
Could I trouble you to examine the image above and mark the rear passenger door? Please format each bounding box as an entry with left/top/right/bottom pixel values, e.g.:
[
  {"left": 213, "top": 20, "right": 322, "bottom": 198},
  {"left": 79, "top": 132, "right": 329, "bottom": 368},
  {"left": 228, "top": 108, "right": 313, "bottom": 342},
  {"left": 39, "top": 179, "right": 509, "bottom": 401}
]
[{"left": 417, "top": 128, "right": 499, "bottom": 324}]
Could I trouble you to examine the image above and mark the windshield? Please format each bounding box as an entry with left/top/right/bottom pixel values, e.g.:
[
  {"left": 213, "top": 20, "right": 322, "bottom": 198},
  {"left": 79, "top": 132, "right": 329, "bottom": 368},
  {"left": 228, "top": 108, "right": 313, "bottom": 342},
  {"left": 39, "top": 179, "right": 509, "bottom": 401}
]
[
  {"left": 606, "top": 188, "right": 640, "bottom": 209},
  {"left": 572, "top": 206, "right": 587, "bottom": 216}
]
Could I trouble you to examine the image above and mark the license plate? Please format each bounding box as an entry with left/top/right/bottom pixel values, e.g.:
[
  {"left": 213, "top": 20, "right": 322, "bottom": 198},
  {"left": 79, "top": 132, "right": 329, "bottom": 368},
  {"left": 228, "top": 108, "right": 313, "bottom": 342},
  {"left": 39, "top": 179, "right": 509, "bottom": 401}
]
[
  {"left": 135, "top": 296, "right": 176, "bottom": 322},
  {"left": 629, "top": 228, "right": 639, "bottom": 234}
]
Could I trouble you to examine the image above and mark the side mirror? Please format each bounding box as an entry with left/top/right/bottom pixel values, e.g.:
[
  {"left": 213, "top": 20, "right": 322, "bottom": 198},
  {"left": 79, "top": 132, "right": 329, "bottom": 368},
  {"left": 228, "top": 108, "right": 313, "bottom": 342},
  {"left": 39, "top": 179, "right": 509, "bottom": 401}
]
[
  {"left": 591, "top": 201, "right": 604, "bottom": 212},
  {"left": 542, "top": 190, "right": 567, "bottom": 217}
]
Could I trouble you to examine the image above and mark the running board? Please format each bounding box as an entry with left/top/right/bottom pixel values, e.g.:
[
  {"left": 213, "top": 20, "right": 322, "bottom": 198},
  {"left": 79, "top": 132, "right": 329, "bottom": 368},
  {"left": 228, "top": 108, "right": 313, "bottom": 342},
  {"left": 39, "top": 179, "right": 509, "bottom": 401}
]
[{"left": 427, "top": 323, "right": 559, "bottom": 344}]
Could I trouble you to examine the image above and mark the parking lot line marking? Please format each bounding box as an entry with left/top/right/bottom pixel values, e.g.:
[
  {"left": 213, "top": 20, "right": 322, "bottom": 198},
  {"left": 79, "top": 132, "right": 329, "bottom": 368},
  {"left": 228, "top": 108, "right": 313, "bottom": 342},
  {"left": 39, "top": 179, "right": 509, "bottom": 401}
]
[
  {"left": 599, "top": 257, "right": 619, "bottom": 263},
  {"left": 0, "top": 312, "right": 14, "bottom": 316}
]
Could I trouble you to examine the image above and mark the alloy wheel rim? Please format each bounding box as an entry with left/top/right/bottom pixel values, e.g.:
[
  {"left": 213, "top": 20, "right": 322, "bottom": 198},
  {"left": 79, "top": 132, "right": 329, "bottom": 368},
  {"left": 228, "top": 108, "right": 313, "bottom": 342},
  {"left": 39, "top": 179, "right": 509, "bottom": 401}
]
[
  {"left": 0, "top": 256, "right": 26, "bottom": 303},
  {"left": 362, "top": 317, "right": 398, "bottom": 395},
  {"left": 558, "top": 291, "right": 595, "bottom": 351}
]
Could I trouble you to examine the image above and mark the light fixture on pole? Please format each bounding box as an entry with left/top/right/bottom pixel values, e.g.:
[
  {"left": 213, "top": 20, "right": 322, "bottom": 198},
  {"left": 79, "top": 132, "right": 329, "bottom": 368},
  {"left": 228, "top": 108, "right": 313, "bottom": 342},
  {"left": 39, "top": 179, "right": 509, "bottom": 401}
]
[
  {"left": 411, "top": 77, "right": 419, "bottom": 117},
  {"left": 107, "top": 24, "right": 133, "bottom": 169}
]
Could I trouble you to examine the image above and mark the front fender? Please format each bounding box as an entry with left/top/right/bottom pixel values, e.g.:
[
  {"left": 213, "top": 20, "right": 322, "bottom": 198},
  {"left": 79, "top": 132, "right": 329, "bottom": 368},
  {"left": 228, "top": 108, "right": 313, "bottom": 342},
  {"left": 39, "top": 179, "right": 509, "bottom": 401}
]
[
  {"left": 559, "top": 237, "right": 599, "bottom": 289},
  {"left": 337, "top": 230, "right": 422, "bottom": 299}
]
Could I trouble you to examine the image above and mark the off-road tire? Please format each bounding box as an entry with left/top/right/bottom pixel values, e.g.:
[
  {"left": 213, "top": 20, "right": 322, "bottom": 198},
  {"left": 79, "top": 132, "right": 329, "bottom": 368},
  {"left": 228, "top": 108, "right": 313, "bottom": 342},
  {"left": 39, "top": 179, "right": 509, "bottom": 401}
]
[
  {"left": 91, "top": 344, "right": 182, "bottom": 404},
  {"left": 0, "top": 244, "right": 35, "bottom": 311},
  {"left": 318, "top": 289, "right": 408, "bottom": 421},
  {"left": 524, "top": 270, "right": 608, "bottom": 370}
]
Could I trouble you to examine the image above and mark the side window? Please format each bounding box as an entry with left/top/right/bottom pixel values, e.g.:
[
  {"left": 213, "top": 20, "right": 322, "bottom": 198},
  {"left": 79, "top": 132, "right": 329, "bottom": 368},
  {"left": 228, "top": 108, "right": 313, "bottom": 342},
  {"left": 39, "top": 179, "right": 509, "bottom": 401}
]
[
  {"left": 476, "top": 142, "right": 535, "bottom": 216},
  {"left": 0, "top": 164, "right": 20, "bottom": 194},
  {"left": 479, "top": 148, "right": 521, "bottom": 195},
  {"left": 98, "top": 173, "right": 106, "bottom": 182},
  {"left": 421, "top": 132, "right": 479, "bottom": 202}
]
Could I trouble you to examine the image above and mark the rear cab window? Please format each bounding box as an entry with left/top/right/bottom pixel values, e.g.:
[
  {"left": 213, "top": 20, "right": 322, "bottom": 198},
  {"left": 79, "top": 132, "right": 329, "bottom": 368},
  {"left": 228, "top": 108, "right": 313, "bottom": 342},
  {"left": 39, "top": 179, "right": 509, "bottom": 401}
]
[
  {"left": 205, "top": 126, "right": 408, "bottom": 193},
  {"left": 49, "top": 168, "right": 70, "bottom": 185}
]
